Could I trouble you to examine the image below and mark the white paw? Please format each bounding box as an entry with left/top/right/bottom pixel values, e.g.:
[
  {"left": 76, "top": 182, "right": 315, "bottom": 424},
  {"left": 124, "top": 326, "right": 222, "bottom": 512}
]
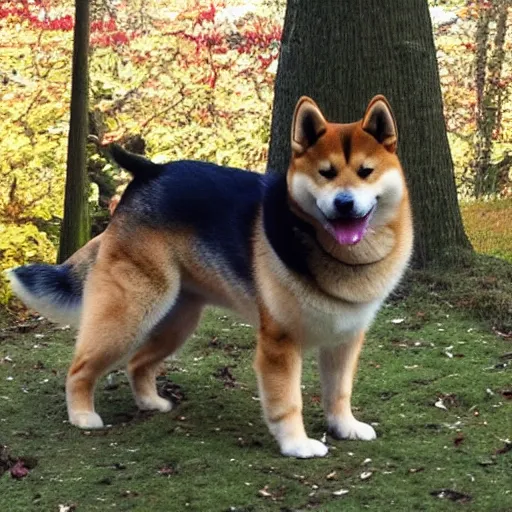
[
  {"left": 136, "top": 395, "right": 173, "bottom": 412},
  {"left": 280, "top": 437, "right": 329, "bottom": 458},
  {"left": 69, "top": 411, "right": 104, "bottom": 429},
  {"left": 328, "top": 416, "right": 376, "bottom": 441}
]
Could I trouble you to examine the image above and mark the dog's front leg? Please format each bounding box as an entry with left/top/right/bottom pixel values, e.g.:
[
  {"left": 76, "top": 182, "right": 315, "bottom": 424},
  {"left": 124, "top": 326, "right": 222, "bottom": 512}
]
[
  {"left": 254, "top": 317, "right": 328, "bottom": 458},
  {"left": 319, "top": 331, "right": 376, "bottom": 441}
]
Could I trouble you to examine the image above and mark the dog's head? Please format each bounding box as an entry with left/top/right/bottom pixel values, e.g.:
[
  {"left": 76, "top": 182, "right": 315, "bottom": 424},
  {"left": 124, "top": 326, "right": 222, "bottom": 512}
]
[{"left": 287, "top": 95, "right": 407, "bottom": 246}]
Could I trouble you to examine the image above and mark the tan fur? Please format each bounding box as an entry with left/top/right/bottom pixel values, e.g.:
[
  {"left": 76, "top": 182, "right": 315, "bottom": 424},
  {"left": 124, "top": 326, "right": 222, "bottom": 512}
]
[
  {"left": 65, "top": 222, "right": 258, "bottom": 428},
  {"left": 254, "top": 307, "right": 311, "bottom": 455},
  {"left": 108, "top": 195, "right": 121, "bottom": 216},
  {"left": 66, "top": 226, "right": 183, "bottom": 427},
  {"left": 127, "top": 292, "right": 204, "bottom": 412},
  {"left": 306, "top": 198, "right": 412, "bottom": 303},
  {"left": 318, "top": 332, "right": 376, "bottom": 440},
  {"left": 23, "top": 95, "right": 413, "bottom": 458},
  {"left": 250, "top": 95, "right": 413, "bottom": 456}
]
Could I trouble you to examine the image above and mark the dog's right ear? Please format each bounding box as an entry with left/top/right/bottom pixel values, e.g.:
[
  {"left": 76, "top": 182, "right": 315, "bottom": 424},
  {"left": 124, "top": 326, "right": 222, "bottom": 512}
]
[{"left": 291, "top": 97, "right": 327, "bottom": 154}]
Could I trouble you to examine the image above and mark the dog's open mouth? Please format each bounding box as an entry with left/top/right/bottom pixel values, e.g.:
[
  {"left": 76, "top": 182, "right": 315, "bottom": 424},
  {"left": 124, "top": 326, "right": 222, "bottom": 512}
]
[{"left": 325, "top": 209, "right": 374, "bottom": 245}]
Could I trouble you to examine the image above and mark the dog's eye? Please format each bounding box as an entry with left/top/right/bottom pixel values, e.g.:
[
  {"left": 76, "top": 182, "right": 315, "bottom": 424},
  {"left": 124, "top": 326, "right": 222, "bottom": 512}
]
[
  {"left": 319, "top": 167, "right": 337, "bottom": 180},
  {"left": 358, "top": 166, "right": 374, "bottom": 179}
]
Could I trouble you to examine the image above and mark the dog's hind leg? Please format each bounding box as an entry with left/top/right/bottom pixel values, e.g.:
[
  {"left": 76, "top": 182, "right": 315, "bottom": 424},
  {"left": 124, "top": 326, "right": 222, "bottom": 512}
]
[
  {"left": 126, "top": 292, "right": 204, "bottom": 412},
  {"left": 66, "top": 252, "right": 180, "bottom": 429}
]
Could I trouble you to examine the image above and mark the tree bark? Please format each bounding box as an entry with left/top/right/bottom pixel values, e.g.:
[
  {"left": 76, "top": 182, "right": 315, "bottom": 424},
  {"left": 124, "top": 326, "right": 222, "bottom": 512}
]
[
  {"left": 268, "top": 0, "right": 472, "bottom": 268},
  {"left": 58, "top": 0, "right": 91, "bottom": 263},
  {"left": 473, "top": 0, "right": 510, "bottom": 197}
]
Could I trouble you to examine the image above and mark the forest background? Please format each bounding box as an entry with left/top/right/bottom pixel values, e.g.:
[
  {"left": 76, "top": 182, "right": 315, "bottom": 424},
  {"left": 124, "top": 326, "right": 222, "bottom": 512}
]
[{"left": 0, "top": 0, "right": 511, "bottom": 303}]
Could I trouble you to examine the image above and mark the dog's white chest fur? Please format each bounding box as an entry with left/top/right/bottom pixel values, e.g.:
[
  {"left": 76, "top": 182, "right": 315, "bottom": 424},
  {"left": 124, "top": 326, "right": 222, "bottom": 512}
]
[
  {"left": 297, "top": 299, "right": 381, "bottom": 347},
  {"left": 257, "top": 246, "right": 385, "bottom": 347}
]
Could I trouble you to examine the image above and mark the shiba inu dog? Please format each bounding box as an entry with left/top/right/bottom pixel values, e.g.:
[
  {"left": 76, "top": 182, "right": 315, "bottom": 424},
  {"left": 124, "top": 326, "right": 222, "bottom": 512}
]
[{"left": 8, "top": 95, "right": 413, "bottom": 458}]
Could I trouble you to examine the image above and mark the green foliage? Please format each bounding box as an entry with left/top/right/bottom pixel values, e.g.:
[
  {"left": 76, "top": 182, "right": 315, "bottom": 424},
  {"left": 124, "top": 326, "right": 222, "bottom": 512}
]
[
  {"left": 0, "top": 1, "right": 280, "bottom": 303},
  {"left": 434, "top": 2, "right": 512, "bottom": 197},
  {"left": 0, "top": 223, "right": 56, "bottom": 303}
]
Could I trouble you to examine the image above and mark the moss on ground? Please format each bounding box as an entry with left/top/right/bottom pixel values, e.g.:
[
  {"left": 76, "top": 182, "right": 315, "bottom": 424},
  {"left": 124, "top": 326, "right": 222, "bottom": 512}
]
[
  {"left": 0, "top": 262, "right": 511, "bottom": 511},
  {"left": 397, "top": 253, "right": 512, "bottom": 333}
]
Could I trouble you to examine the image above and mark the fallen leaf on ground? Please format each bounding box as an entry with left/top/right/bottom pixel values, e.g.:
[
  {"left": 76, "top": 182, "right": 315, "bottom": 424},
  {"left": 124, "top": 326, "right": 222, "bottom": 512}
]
[
  {"left": 58, "top": 505, "right": 77, "bottom": 512},
  {"left": 430, "top": 489, "right": 472, "bottom": 503},
  {"left": 495, "top": 442, "right": 512, "bottom": 455},
  {"left": 435, "top": 393, "right": 459, "bottom": 410},
  {"left": 453, "top": 432, "right": 465, "bottom": 447},
  {"left": 257, "top": 485, "right": 285, "bottom": 500},
  {"left": 0, "top": 446, "right": 37, "bottom": 479},
  {"left": 158, "top": 464, "right": 177, "bottom": 476},
  {"left": 213, "top": 366, "right": 237, "bottom": 387},
  {"left": 10, "top": 460, "right": 30, "bottom": 479},
  {"left": 434, "top": 399, "right": 447, "bottom": 410},
  {"left": 258, "top": 486, "right": 272, "bottom": 498},
  {"left": 120, "top": 490, "right": 139, "bottom": 498},
  {"left": 485, "top": 362, "right": 508, "bottom": 370},
  {"left": 493, "top": 329, "right": 512, "bottom": 339},
  {"left": 477, "top": 458, "right": 496, "bottom": 466},
  {"left": 158, "top": 380, "right": 185, "bottom": 404}
]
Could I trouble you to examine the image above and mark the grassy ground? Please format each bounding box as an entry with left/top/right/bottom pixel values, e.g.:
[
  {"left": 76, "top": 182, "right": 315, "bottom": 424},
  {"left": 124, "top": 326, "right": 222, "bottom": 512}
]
[
  {"left": 0, "top": 275, "right": 511, "bottom": 511},
  {"left": 461, "top": 199, "right": 512, "bottom": 263}
]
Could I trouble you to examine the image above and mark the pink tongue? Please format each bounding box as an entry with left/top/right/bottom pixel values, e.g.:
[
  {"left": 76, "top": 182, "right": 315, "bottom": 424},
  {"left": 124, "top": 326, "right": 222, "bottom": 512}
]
[{"left": 330, "top": 215, "right": 371, "bottom": 245}]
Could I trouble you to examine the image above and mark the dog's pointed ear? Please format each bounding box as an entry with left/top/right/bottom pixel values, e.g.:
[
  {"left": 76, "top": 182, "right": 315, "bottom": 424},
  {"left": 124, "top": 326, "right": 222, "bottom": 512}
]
[
  {"left": 291, "top": 97, "right": 327, "bottom": 154},
  {"left": 362, "top": 95, "right": 398, "bottom": 153}
]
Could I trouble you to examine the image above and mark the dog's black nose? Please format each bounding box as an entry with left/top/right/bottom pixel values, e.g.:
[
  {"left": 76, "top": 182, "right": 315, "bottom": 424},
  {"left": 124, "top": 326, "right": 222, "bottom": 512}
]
[{"left": 334, "top": 193, "right": 355, "bottom": 217}]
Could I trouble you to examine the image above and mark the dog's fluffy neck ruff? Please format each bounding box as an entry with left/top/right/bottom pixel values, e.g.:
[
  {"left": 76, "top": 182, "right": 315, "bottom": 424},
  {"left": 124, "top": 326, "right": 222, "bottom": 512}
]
[
  {"left": 284, "top": 193, "right": 411, "bottom": 303},
  {"left": 263, "top": 171, "right": 397, "bottom": 268}
]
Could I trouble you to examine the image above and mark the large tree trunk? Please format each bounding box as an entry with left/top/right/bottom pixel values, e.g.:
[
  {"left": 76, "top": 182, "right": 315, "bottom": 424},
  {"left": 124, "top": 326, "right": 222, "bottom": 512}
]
[
  {"left": 58, "top": 0, "right": 91, "bottom": 263},
  {"left": 268, "top": 0, "right": 472, "bottom": 268}
]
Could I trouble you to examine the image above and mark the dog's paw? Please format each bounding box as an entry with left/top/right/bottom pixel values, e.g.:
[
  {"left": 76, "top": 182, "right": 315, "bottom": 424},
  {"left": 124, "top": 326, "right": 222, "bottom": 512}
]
[
  {"left": 280, "top": 437, "right": 329, "bottom": 458},
  {"left": 328, "top": 416, "right": 376, "bottom": 441},
  {"left": 136, "top": 395, "right": 173, "bottom": 412},
  {"left": 69, "top": 411, "right": 104, "bottom": 429}
]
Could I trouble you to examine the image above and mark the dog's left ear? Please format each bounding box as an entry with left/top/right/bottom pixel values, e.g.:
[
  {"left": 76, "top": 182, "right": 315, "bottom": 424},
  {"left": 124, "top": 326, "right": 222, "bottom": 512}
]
[
  {"left": 291, "top": 97, "right": 327, "bottom": 154},
  {"left": 362, "top": 95, "right": 398, "bottom": 153}
]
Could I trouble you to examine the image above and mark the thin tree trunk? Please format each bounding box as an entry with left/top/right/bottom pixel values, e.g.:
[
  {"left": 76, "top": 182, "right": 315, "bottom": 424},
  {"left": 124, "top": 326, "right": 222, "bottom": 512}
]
[
  {"left": 473, "top": 0, "right": 510, "bottom": 197},
  {"left": 268, "top": 0, "right": 471, "bottom": 268},
  {"left": 474, "top": 5, "right": 491, "bottom": 126},
  {"left": 58, "top": 0, "right": 90, "bottom": 263}
]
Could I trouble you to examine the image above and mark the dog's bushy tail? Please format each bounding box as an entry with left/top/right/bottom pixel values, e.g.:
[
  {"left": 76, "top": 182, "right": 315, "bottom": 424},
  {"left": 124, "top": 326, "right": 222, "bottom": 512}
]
[
  {"left": 109, "top": 144, "right": 163, "bottom": 181},
  {"left": 6, "top": 236, "right": 101, "bottom": 327},
  {"left": 8, "top": 146, "right": 161, "bottom": 325}
]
